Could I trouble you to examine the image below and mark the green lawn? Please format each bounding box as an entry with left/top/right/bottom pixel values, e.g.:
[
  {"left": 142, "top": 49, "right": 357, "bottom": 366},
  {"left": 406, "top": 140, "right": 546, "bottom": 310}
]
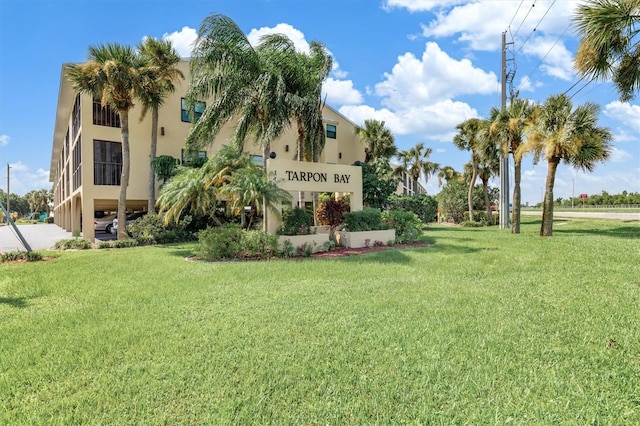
[{"left": 1, "top": 217, "right": 639, "bottom": 424}]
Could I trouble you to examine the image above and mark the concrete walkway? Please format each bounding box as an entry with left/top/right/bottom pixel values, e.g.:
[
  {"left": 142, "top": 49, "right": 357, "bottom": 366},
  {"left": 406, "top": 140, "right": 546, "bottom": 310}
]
[
  {"left": 0, "top": 224, "right": 74, "bottom": 252},
  {"left": 521, "top": 210, "right": 640, "bottom": 221}
]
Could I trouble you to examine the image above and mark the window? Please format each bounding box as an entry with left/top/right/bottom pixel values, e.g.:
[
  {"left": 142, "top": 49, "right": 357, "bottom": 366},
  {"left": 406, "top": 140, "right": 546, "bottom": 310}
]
[
  {"left": 326, "top": 124, "right": 337, "bottom": 139},
  {"left": 72, "top": 137, "right": 82, "bottom": 191},
  {"left": 181, "top": 98, "right": 205, "bottom": 123},
  {"left": 181, "top": 149, "right": 207, "bottom": 166},
  {"left": 93, "top": 140, "right": 122, "bottom": 185},
  {"left": 251, "top": 155, "right": 263, "bottom": 166},
  {"left": 93, "top": 99, "right": 121, "bottom": 127}
]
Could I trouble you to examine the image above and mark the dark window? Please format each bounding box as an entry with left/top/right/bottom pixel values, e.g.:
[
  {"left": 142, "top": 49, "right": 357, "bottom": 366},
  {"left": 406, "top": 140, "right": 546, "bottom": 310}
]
[
  {"left": 251, "top": 155, "right": 263, "bottom": 166},
  {"left": 93, "top": 99, "right": 121, "bottom": 127},
  {"left": 72, "top": 136, "right": 82, "bottom": 190},
  {"left": 326, "top": 124, "right": 337, "bottom": 139},
  {"left": 181, "top": 149, "right": 207, "bottom": 166},
  {"left": 72, "top": 94, "right": 81, "bottom": 138},
  {"left": 94, "top": 140, "right": 122, "bottom": 185},
  {"left": 181, "top": 98, "right": 205, "bottom": 123}
]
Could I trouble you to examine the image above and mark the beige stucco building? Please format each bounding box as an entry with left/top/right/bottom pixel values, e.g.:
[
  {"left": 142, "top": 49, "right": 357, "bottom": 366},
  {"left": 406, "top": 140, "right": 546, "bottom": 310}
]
[{"left": 50, "top": 61, "right": 367, "bottom": 242}]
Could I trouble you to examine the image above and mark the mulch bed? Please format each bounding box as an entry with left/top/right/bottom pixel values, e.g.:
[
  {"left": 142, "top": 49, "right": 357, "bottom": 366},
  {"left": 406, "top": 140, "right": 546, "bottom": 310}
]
[{"left": 309, "top": 241, "right": 429, "bottom": 259}]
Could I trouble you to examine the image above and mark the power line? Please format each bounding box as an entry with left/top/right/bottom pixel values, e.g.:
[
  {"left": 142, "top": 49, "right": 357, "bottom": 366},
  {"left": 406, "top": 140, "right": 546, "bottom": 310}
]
[
  {"left": 512, "top": 0, "right": 536, "bottom": 39},
  {"left": 516, "top": 0, "right": 557, "bottom": 55},
  {"left": 516, "top": 21, "right": 571, "bottom": 93},
  {"left": 508, "top": 0, "right": 525, "bottom": 31}
]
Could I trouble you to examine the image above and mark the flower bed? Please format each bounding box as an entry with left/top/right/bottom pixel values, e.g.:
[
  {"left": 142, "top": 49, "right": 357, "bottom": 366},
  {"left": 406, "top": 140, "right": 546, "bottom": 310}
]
[
  {"left": 336, "top": 229, "right": 395, "bottom": 249},
  {"left": 278, "top": 233, "right": 331, "bottom": 254}
]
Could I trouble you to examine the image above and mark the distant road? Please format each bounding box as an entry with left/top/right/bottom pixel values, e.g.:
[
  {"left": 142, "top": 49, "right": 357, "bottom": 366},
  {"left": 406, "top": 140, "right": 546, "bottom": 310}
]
[{"left": 521, "top": 210, "right": 640, "bottom": 221}]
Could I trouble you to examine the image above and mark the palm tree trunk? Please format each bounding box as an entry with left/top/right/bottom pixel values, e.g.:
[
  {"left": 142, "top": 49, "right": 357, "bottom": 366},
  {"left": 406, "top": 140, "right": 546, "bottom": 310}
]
[
  {"left": 118, "top": 112, "right": 131, "bottom": 240},
  {"left": 482, "top": 177, "right": 492, "bottom": 225},
  {"left": 511, "top": 159, "right": 522, "bottom": 234},
  {"left": 468, "top": 158, "right": 478, "bottom": 222},
  {"left": 540, "top": 157, "right": 559, "bottom": 237},
  {"left": 263, "top": 141, "right": 270, "bottom": 232},
  {"left": 148, "top": 107, "right": 158, "bottom": 213}
]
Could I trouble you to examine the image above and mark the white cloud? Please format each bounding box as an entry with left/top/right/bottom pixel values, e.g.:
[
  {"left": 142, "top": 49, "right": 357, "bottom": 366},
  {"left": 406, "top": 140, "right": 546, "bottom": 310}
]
[
  {"left": 247, "top": 23, "right": 310, "bottom": 52},
  {"left": 375, "top": 42, "right": 498, "bottom": 110},
  {"left": 161, "top": 26, "right": 198, "bottom": 58},
  {"left": 7, "top": 161, "right": 51, "bottom": 196},
  {"left": 383, "top": 0, "right": 468, "bottom": 13},
  {"left": 604, "top": 101, "right": 640, "bottom": 134},
  {"left": 522, "top": 35, "right": 574, "bottom": 82},
  {"left": 609, "top": 147, "right": 633, "bottom": 163},
  {"left": 0, "top": 134, "right": 8, "bottom": 147},
  {"left": 323, "top": 78, "right": 363, "bottom": 106}
]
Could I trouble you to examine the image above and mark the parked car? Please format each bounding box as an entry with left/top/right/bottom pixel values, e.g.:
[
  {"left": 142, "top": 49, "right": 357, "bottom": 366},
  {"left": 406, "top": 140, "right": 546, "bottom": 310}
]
[
  {"left": 94, "top": 213, "right": 117, "bottom": 233},
  {"left": 110, "top": 212, "right": 147, "bottom": 235}
]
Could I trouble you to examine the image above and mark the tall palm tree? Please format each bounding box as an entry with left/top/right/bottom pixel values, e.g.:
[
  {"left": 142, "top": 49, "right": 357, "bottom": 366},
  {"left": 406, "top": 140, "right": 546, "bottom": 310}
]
[
  {"left": 453, "top": 118, "right": 483, "bottom": 221},
  {"left": 137, "top": 37, "right": 184, "bottom": 213},
  {"left": 394, "top": 142, "right": 437, "bottom": 195},
  {"left": 524, "top": 94, "right": 613, "bottom": 236},
  {"left": 66, "top": 43, "right": 144, "bottom": 239},
  {"left": 437, "top": 165, "right": 461, "bottom": 187},
  {"left": 185, "top": 14, "right": 291, "bottom": 166},
  {"left": 489, "top": 98, "right": 536, "bottom": 233},
  {"left": 355, "top": 119, "right": 398, "bottom": 163},
  {"left": 573, "top": 0, "right": 640, "bottom": 102}
]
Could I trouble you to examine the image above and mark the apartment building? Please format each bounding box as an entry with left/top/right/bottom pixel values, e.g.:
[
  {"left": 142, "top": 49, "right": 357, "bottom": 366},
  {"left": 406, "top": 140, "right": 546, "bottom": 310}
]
[{"left": 50, "top": 61, "right": 365, "bottom": 242}]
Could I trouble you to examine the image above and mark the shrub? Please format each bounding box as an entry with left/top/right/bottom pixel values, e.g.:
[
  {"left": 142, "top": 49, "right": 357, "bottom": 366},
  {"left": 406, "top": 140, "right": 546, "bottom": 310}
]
[
  {"left": 297, "top": 242, "right": 315, "bottom": 257},
  {"left": 277, "top": 207, "right": 314, "bottom": 236},
  {"left": 241, "top": 230, "right": 278, "bottom": 259},
  {"left": 54, "top": 238, "right": 91, "bottom": 250},
  {"left": 343, "top": 207, "right": 383, "bottom": 232},
  {"left": 280, "top": 239, "right": 295, "bottom": 258},
  {"left": 382, "top": 209, "right": 422, "bottom": 243},
  {"left": 127, "top": 212, "right": 193, "bottom": 243},
  {"left": 111, "top": 238, "right": 139, "bottom": 249},
  {"left": 461, "top": 220, "right": 484, "bottom": 227},
  {"left": 387, "top": 194, "right": 438, "bottom": 224},
  {"left": 0, "top": 251, "right": 43, "bottom": 262},
  {"left": 197, "top": 224, "right": 244, "bottom": 261}
]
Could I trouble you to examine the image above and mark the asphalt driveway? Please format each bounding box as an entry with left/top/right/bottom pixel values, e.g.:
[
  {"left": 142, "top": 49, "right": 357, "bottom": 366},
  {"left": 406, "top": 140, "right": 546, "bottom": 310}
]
[{"left": 0, "top": 224, "right": 73, "bottom": 252}]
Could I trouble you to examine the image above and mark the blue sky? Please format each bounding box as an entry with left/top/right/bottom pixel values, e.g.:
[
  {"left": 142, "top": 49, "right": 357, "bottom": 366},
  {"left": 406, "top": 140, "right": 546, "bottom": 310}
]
[{"left": 1, "top": 0, "right": 638, "bottom": 205}]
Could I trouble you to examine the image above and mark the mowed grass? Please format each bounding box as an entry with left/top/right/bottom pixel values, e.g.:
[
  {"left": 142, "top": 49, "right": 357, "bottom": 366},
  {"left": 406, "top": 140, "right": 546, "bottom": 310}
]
[{"left": 1, "top": 217, "right": 639, "bottom": 424}]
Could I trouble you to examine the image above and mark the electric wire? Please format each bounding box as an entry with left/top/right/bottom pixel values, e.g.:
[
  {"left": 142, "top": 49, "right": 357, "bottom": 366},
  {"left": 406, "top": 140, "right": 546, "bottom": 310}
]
[
  {"left": 516, "top": 0, "right": 557, "bottom": 55},
  {"left": 508, "top": 0, "right": 525, "bottom": 32},
  {"left": 512, "top": 0, "right": 536, "bottom": 39},
  {"left": 516, "top": 21, "right": 571, "bottom": 93}
]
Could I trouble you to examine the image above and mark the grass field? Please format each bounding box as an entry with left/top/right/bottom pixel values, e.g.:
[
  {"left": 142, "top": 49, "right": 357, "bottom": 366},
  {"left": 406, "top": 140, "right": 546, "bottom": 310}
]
[{"left": 1, "top": 216, "right": 639, "bottom": 424}]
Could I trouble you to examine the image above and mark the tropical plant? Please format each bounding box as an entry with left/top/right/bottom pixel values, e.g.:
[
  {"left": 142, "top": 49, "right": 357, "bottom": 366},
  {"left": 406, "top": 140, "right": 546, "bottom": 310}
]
[
  {"left": 453, "top": 118, "right": 484, "bottom": 222},
  {"left": 524, "top": 94, "right": 613, "bottom": 236},
  {"left": 355, "top": 119, "right": 398, "bottom": 163},
  {"left": 387, "top": 194, "right": 438, "bottom": 224},
  {"left": 489, "top": 98, "right": 536, "bottom": 233},
  {"left": 150, "top": 155, "right": 180, "bottom": 184},
  {"left": 437, "top": 165, "right": 462, "bottom": 187},
  {"left": 382, "top": 209, "right": 422, "bottom": 243},
  {"left": 185, "top": 14, "right": 291, "bottom": 165},
  {"left": 394, "top": 142, "right": 439, "bottom": 194},
  {"left": 137, "top": 37, "right": 184, "bottom": 213},
  {"left": 66, "top": 43, "right": 145, "bottom": 239},
  {"left": 573, "top": 0, "right": 640, "bottom": 102},
  {"left": 316, "top": 198, "right": 349, "bottom": 243},
  {"left": 360, "top": 160, "right": 399, "bottom": 209},
  {"left": 277, "top": 207, "right": 314, "bottom": 236}
]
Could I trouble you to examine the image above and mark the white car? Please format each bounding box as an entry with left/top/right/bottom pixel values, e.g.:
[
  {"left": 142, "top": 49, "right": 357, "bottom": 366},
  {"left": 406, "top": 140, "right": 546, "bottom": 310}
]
[
  {"left": 110, "top": 212, "right": 147, "bottom": 235},
  {"left": 94, "top": 213, "right": 117, "bottom": 233}
]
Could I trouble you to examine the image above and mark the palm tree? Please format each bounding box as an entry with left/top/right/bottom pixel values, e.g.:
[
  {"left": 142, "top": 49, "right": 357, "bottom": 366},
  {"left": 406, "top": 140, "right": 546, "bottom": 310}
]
[
  {"left": 394, "top": 142, "right": 437, "bottom": 195},
  {"left": 156, "top": 166, "right": 219, "bottom": 225},
  {"left": 452, "top": 118, "right": 483, "bottom": 221},
  {"left": 66, "top": 43, "right": 144, "bottom": 239},
  {"left": 185, "top": 14, "right": 291, "bottom": 166},
  {"left": 355, "top": 119, "right": 397, "bottom": 163},
  {"left": 524, "top": 94, "right": 613, "bottom": 236},
  {"left": 477, "top": 138, "right": 500, "bottom": 224},
  {"left": 137, "top": 37, "right": 184, "bottom": 213},
  {"left": 489, "top": 98, "right": 536, "bottom": 233},
  {"left": 437, "top": 165, "right": 461, "bottom": 187},
  {"left": 573, "top": 0, "right": 640, "bottom": 102}
]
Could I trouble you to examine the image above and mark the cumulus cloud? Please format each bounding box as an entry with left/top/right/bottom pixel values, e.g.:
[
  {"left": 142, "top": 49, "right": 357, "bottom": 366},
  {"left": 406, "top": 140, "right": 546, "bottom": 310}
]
[
  {"left": 0, "top": 134, "right": 8, "bottom": 147},
  {"left": 323, "top": 78, "right": 363, "bottom": 106},
  {"left": 374, "top": 42, "right": 497, "bottom": 111},
  {"left": 247, "top": 23, "right": 310, "bottom": 52},
  {"left": 604, "top": 101, "right": 640, "bottom": 134},
  {"left": 383, "top": 0, "right": 468, "bottom": 13},
  {"left": 7, "top": 161, "right": 51, "bottom": 195},
  {"left": 609, "top": 147, "right": 633, "bottom": 163},
  {"left": 161, "top": 26, "right": 198, "bottom": 58}
]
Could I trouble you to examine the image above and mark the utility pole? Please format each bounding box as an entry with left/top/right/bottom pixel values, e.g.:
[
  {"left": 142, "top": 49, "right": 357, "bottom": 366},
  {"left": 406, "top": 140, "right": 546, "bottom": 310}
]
[{"left": 499, "top": 32, "right": 510, "bottom": 229}]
